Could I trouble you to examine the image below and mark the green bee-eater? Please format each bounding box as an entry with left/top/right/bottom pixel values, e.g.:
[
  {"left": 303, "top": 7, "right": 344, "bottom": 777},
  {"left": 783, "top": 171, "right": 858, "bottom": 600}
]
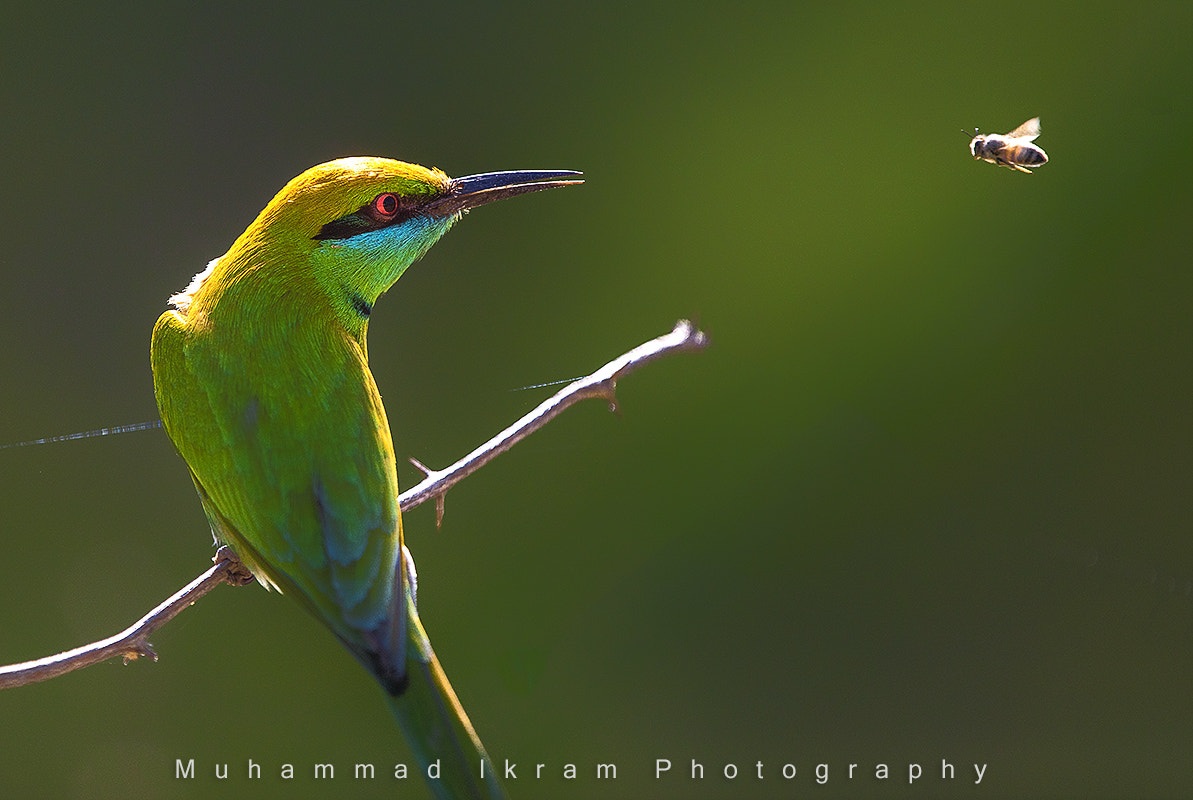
[{"left": 151, "top": 157, "right": 580, "bottom": 799}]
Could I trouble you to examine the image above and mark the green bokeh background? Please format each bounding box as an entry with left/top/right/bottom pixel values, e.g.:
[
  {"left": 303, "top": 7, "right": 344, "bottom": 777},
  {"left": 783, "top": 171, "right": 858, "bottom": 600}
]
[{"left": 1, "top": 3, "right": 1189, "bottom": 798}]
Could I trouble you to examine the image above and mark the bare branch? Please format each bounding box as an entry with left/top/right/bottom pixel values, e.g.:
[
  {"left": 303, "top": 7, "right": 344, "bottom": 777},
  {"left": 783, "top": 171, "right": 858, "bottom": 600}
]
[
  {"left": 0, "top": 547, "right": 254, "bottom": 689},
  {"left": 0, "top": 321, "right": 707, "bottom": 688},
  {"left": 399, "top": 319, "right": 708, "bottom": 521}
]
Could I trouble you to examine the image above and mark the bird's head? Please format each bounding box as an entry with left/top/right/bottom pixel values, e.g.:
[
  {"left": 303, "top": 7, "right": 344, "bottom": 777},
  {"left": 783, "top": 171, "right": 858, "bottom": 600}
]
[{"left": 171, "top": 157, "right": 580, "bottom": 332}]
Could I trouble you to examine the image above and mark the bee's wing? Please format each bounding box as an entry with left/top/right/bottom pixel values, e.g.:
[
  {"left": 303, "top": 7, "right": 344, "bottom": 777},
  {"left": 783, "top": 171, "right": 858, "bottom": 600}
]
[{"left": 1004, "top": 117, "right": 1041, "bottom": 141}]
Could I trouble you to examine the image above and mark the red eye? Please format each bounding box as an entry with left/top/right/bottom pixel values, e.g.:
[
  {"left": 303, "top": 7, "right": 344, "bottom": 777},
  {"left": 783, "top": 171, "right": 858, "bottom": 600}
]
[{"left": 373, "top": 193, "right": 399, "bottom": 217}]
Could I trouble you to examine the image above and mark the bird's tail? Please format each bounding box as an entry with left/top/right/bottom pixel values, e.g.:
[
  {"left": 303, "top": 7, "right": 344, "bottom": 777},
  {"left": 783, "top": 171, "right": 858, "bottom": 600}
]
[{"left": 386, "top": 573, "right": 507, "bottom": 800}]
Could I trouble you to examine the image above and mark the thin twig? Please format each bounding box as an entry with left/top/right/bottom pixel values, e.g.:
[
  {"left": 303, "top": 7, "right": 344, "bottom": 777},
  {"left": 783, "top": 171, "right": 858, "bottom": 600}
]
[
  {"left": 0, "top": 321, "right": 708, "bottom": 689},
  {"left": 0, "top": 547, "right": 254, "bottom": 689},
  {"left": 401, "top": 319, "right": 708, "bottom": 521}
]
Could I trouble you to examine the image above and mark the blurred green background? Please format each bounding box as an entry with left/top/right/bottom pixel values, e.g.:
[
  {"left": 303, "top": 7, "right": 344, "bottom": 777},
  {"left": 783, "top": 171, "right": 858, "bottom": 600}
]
[{"left": 1, "top": 2, "right": 1189, "bottom": 798}]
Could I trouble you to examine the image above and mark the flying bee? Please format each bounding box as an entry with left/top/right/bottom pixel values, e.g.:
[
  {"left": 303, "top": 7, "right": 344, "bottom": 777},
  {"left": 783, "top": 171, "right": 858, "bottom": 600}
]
[{"left": 968, "top": 116, "right": 1048, "bottom": 173}]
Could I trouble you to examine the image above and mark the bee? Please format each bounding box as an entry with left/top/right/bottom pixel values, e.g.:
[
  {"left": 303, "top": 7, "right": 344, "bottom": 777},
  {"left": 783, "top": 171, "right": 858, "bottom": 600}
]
[{"left": 968, "top": 116, "right": 1048, "bottom": 173}]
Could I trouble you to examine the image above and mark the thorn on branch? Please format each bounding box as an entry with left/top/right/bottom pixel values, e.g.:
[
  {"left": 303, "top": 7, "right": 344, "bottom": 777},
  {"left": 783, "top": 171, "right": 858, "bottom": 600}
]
[
  {"left": 409, "top": 457, "right": 449, "bottom": 528},
  {"left": 602, "top": 380, "right": 621, "bottom": 415},
  {"left": 122, "top": 643, "right": 157, "bottom": 665}
]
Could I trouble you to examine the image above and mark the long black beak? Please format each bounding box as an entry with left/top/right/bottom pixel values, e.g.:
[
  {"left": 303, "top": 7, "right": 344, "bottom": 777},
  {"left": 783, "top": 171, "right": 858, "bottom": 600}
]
[{"left": 427, "top": 169, "right": 583, "bottom": 218}]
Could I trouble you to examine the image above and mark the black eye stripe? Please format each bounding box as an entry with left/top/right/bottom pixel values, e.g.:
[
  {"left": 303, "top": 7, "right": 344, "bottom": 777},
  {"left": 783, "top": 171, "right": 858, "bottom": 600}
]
[
  {"left": 312, "top": 213, "right": 374, "bottom": 241},
  {"left": 312, "top": 195, "right": 423, "bottom": 241}
]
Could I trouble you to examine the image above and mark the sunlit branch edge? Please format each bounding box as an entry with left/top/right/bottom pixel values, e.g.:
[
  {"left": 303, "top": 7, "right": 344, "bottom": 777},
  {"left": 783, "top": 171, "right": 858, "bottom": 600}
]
[{"left": 0, "top": 320, "right": 708, "bottom": 690}]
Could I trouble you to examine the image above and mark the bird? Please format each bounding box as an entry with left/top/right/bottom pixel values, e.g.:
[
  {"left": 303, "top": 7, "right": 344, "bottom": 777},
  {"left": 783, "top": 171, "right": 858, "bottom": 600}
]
[{"left": 151, "top": 157, "right": 581, "bottom": 799}]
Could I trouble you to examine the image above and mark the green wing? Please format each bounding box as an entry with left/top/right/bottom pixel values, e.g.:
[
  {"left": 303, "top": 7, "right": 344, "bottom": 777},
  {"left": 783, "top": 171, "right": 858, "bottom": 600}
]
[{"left": 151, "top": 308, "right": 405, "bottom": 685}]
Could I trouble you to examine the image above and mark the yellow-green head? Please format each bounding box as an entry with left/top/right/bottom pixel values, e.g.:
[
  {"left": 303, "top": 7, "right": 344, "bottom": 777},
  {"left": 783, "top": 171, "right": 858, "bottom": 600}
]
[{"left": 171, "top": 157, "right": 581, "bottom": 341}]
